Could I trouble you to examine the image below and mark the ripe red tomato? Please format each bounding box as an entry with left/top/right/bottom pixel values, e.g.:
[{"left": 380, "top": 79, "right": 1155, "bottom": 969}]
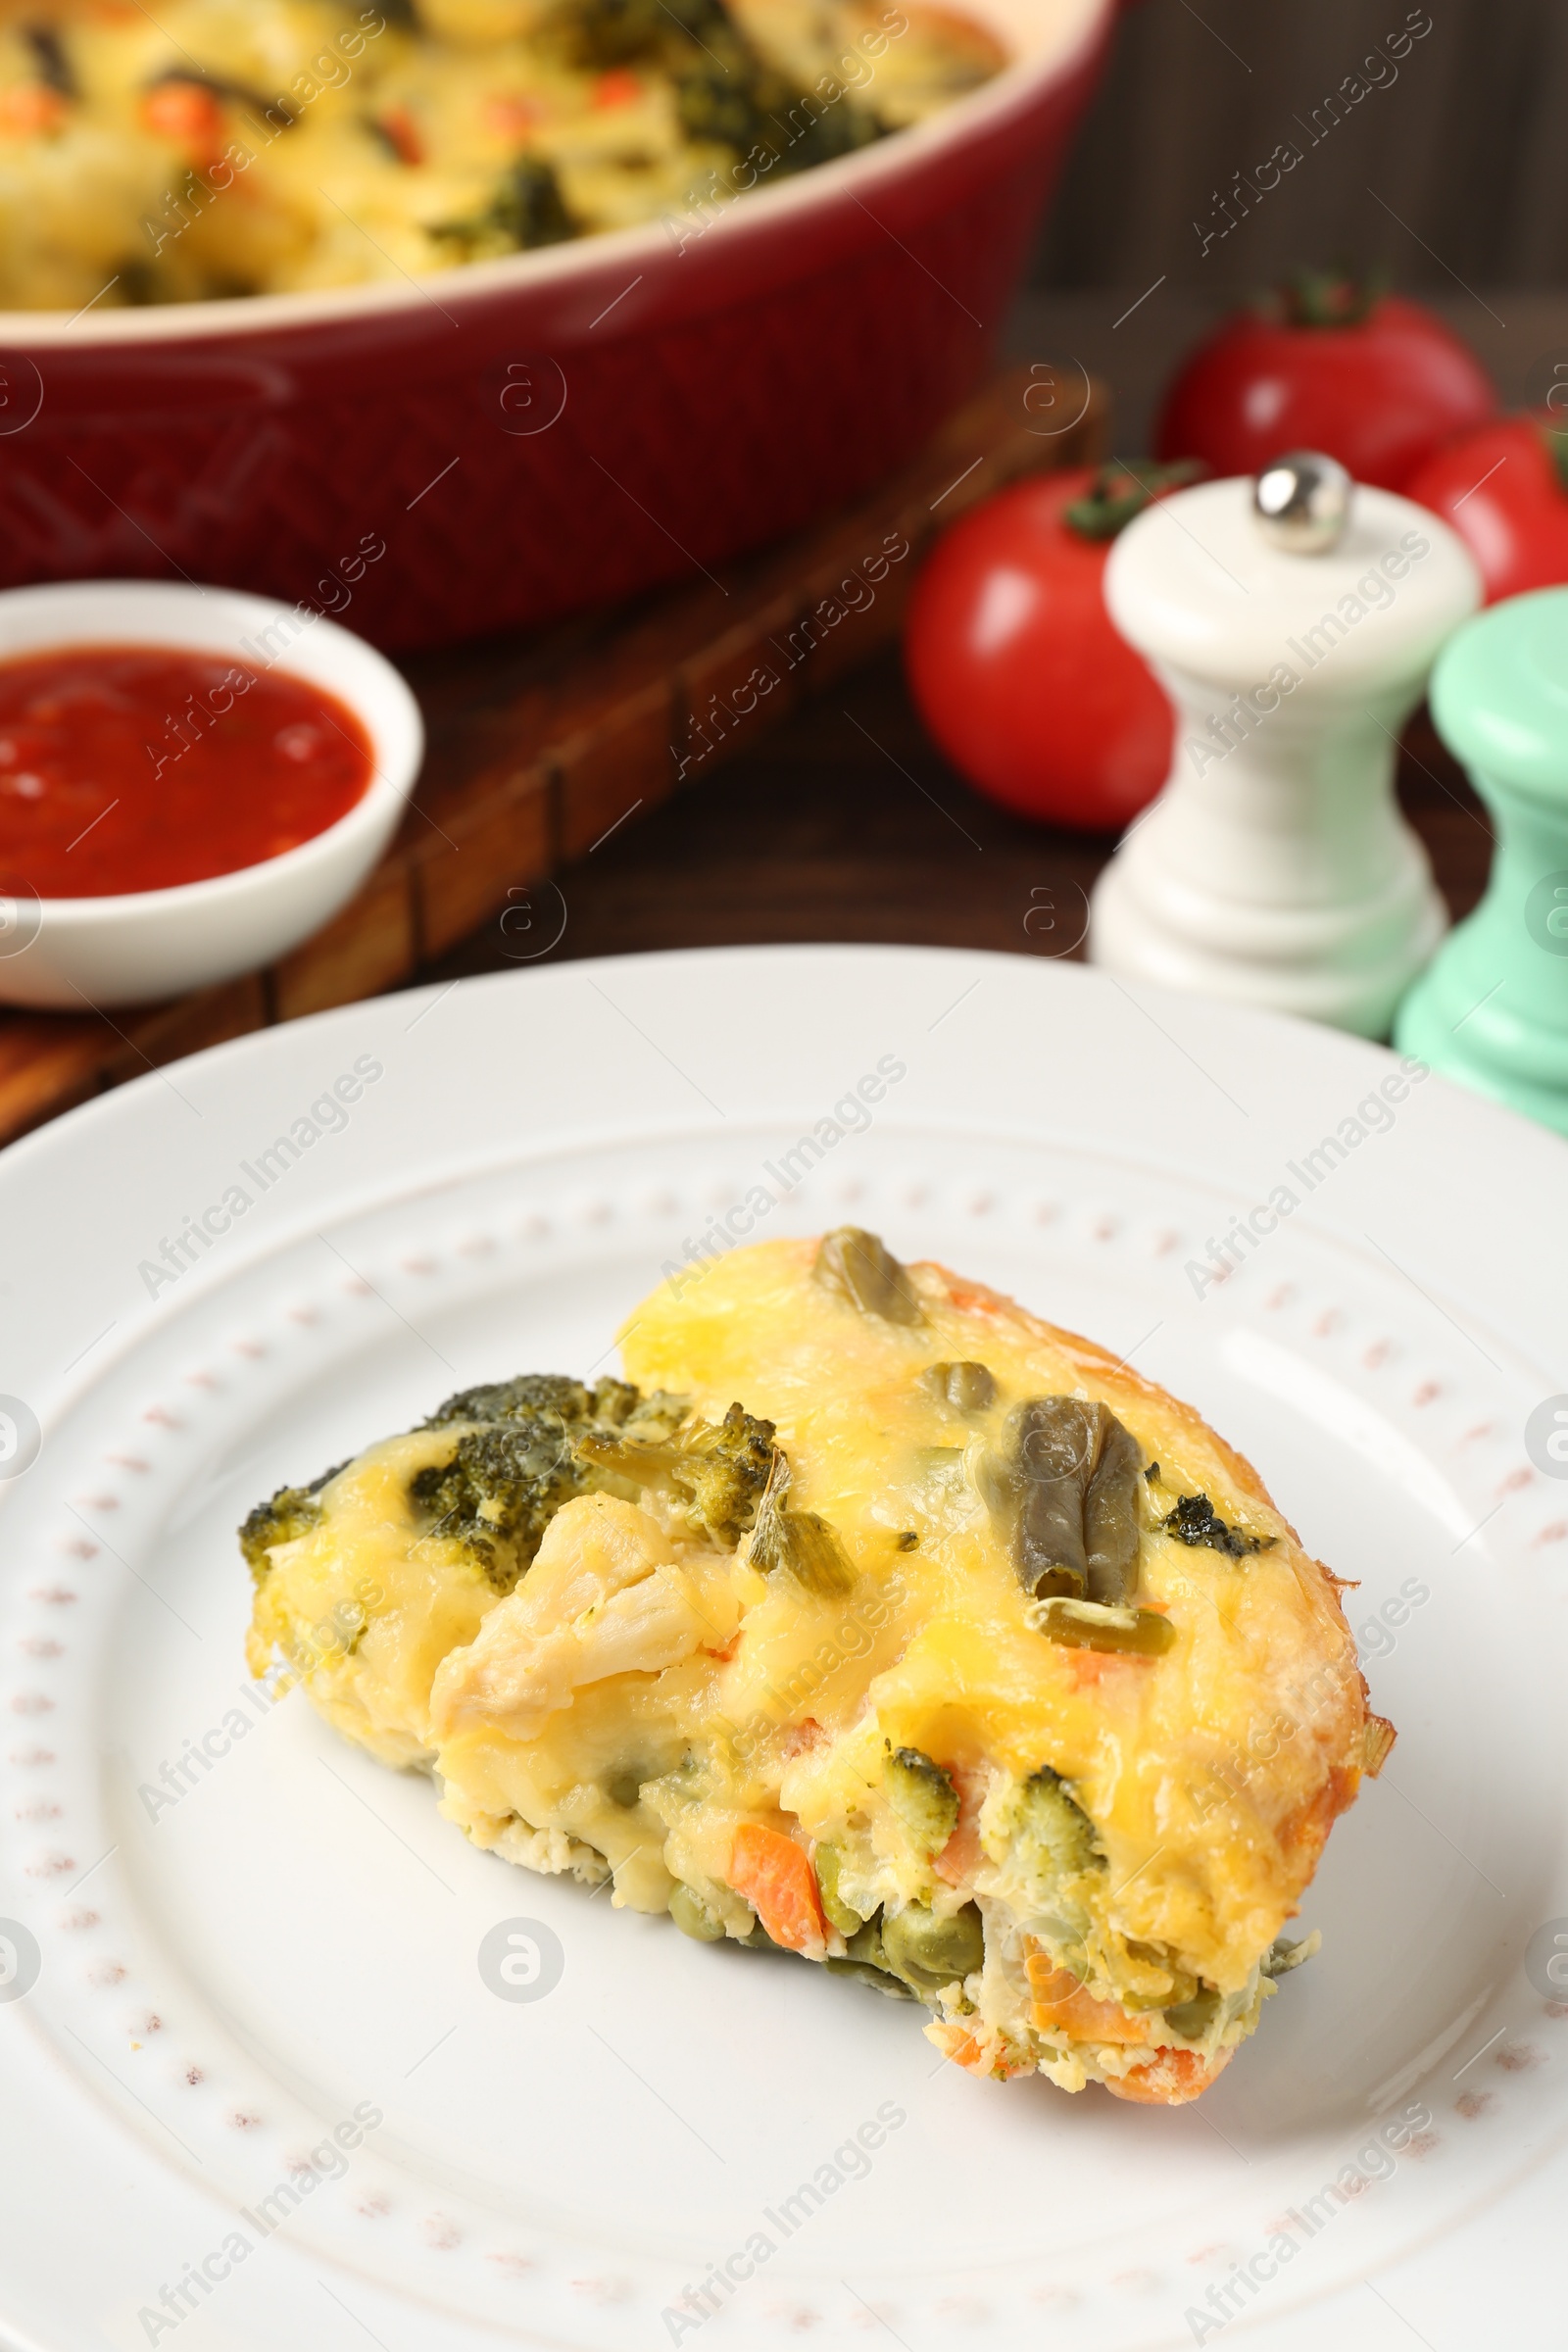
[
  {"left": 1155, "top": 274, "right": 1496, "bottom": 492},
  {"left": 904, "top": 464, "right": 1182, "bottom": 832},
  {"left": 1404, "top": 415, "right": 1568, "bottom": 605}
]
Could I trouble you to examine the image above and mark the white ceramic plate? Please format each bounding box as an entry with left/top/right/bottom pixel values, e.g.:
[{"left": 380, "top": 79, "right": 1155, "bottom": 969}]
[{"left": 1, "top": 944, "right": 1564, "bottom": 2352}]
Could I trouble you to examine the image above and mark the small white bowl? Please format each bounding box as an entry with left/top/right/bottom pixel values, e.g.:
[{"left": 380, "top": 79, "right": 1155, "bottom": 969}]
[{"left": 0, "top": 579, "right": 421, "bottom": 1009}]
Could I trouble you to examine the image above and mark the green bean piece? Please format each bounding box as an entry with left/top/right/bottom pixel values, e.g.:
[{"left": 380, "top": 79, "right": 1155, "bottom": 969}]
[
  {"left": 1035, "top": 1598, "right": 1176, "bottom": 1656},
  {"left": 1011, "top": 1396, "right": 1091, "bottom": 1596},
  {"left": 1083, "top": 1410, "right": 1143, "bottom": 1604},
  {"left": 1003, "top": 1396, "right": 1144, "bottom": 1603},
  {"left": 881, "top": 1900, "right": 985, "bottom": 1989},
  {"left": 1163, "top": 1984, "right": 1223, "bottom": 2039},
  {"left": 668, "top": 1884, "right": 726, "bottom": 1941},
  {"left": 814, "top": 1227, "right": 923, "bottom": 1325},
  {"left": 814, "top": 1842, "right": 867, "bottom": 1936},
  {"left": 920, "top": 1360, "right": 997, "bottom": 1411},
  {"left": 884, "top": 1746, "right": 959, "bottom": 1854}
]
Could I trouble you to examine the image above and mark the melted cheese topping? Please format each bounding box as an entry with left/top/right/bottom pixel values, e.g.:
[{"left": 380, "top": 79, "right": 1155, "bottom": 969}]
[
  {"left": 618, "top": 1243, "right": 1365, "bottom": 1981},
  {"left": 0, "top": 0, "right": 1004, "bottom": 307},
  {"left": 245, "top": 1236, "right": 1375, "bottom": 2104}
]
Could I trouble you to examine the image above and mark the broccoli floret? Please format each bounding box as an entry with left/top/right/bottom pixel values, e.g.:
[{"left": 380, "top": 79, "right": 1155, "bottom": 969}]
[
  {"left": 422, "top": 1373, "right": 645, "bottom": 1430},
  {"left": 1160, "top": 1492, "right": 1273, "bottom": 1558},
  {"left": 242, "top": 1376, "right": 715, "bottom": 1608},
  {"left": 415, "top": 1377, "right": 752, "bottom": 1591},
  {"left": 577, "top": 1399, "right": 775, "bottom": 1548},
  {"left": 548, "top": 0, "right": 729, "bottom": 66},
  {"left": 412, "top": 1375, "right": 688, "bottom": 1591},
  {"left": 1010, "top": 1765, "right": 1102, "bottom": 1881},
  {"left": 487, "top": 157, "right": 578, "bottom": 249},
  {"left": 540, "top": 0, "right": 887, "bottom": 184},
  {"left": 884, "top": 1745, "right": 959, "bottom": 1855},
  {"left": 430, "top": 158, "right": 579, "bottom": 257},
  {"left": 678, "top": 57, "right": 882, "bottom": 174},
  {"left": 813, "top": 1841, "right": 867, "bottom": 1934},
  {"left": 239, "top": 1459, "right": 347, "bottom": 1584},
  {"left": 670, "top": 1402, "right": 776, "bottom": 1544},
  {"left": 412, "top": 1418, "right": 589, "bottom": 1592}
]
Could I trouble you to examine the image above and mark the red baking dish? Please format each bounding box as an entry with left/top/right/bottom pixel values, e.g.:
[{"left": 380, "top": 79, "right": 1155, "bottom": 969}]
[{"left": 0, "top": 0, "right": 1118, "bottom": 652}]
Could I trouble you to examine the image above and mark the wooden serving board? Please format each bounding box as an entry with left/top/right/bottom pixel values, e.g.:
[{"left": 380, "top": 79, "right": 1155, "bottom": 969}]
[{"left": 0, "top": 365, "right": 1104, "bottom": 1149}]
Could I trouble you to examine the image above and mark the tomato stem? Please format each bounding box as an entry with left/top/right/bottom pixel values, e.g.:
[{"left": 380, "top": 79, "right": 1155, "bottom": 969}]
[
  {"left": 1264, "top": 267, "right": 1389, "bottom": 330},
  {"left": 1062, "top": 460, "right": 1205, "bottom": 543}
]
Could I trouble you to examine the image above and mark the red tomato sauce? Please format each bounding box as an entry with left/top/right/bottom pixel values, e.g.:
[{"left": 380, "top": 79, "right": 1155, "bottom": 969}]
[{"left": 0, "top": 644, "right": 375, "bottom": 899}]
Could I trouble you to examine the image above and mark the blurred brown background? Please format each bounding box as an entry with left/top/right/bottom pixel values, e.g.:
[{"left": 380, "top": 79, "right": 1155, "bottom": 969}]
[
  {"left": 1036, "top": 0, "right": 1568, "bottom": 292},
  {"left": 418, "top": 0, "right": 1549, "bottom": 993}
]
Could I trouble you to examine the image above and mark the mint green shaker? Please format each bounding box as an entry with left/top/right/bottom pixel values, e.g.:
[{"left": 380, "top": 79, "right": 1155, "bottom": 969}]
[{"left": 1394, "top": 587, "right": 1568, "bottom": 1135}]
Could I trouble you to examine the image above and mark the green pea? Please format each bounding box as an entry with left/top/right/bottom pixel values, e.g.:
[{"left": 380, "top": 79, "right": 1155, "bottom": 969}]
[
  {"left": 920, "top": 1360, "right": 996, "bottom": 1411},
  {"left": 881, "top": 1900, "right": 984, "bottom": 1989},
  {"left": 668, "top": 1884, "right": 726, "bottom": 1942},
  {"left": 824, "top": 1954, "right": 920, "bottom": 1998},
  {"left": 1164, "top": 1985, "right": 1223, "bottom": 2039},
  {"left": 605, "top": 1764, "right": 646, "bottom": 1809},
  {"left": 1122, "top": 1937, "right": 1198, "bottom": 2011},
  {"left": 814, "top": 1228, "right": 923, "bottom": 1325},
  {"left": 823, "top": 1916, "right": 920, "bottom": 1997}
]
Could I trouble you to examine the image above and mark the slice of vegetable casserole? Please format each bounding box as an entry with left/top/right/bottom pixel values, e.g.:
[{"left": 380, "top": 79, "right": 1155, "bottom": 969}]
[{"left": 243, "top": 1230, "right": 1388, "bottom": 2105}]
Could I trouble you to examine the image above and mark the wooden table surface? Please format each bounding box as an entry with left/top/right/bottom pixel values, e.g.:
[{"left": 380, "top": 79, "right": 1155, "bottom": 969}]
[
  {"left": 413, "top": 285, "right": 1517, "bottom": 995},
  {"left": 418, "top": 647, "right": 1491, "bottom": 986},
  {"left": 2, "top": 282, "right": 1524, "bottom": 1116}
]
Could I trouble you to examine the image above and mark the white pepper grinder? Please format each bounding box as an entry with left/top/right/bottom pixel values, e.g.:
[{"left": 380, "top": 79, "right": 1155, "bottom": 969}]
[{"left": 1088, "top": 454, "right": 1482, "bottom": 1037}]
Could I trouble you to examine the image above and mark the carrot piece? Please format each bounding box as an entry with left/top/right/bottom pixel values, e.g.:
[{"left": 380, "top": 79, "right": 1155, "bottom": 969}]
[
  {"left": 141, "top": 78, "right": 226, "bottom": 157},
  {"left": 940, "top": 1281, "right": 1003, "bottom": 1316},
  {"left": 0, "top": 83, "right": 66, "bottom": 137},
  {"left": 484, "top": 93, "right": 545, "bottom": 139},
  {"left": 593, "top": 69, "right": 641, "bottom": 109},
  {"left": 927, "top": 2019, "right": 1032, "bottom": 2081},
  {"left": 933, "top": 1768, "right": 984, "bottom": 1887},
  {"left": 374, "top": 103, "right": 424, "bottom": 166},
  {"left": 1103, "top": 2046, "right": 1234, "bottom": 2106},
  {"left": 1026, "top": 1954, "right": 1156, "bottom": 2048},
  {"left": 728, "top": 1823, "right": 827, "bottom": 1955}
]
